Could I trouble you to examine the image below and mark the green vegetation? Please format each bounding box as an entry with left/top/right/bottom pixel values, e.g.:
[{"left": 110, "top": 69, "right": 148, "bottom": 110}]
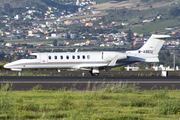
[
  {"left": 140, "top": 0, "right": 172, "bottom": 3},
  {"left": 0, "top": 0, "right": 78, "bottom": 17},
  {"left": 95, "top": 0, "right": 126, "bottom": 4},
  {"left": 1, "top": 83, "right": 180, "bottom": 119},
  {"left": 131, "top": 19, "right": 180, "bottom": 33}
]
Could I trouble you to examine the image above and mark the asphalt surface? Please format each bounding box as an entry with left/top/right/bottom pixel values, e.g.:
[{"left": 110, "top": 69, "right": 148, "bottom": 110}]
[{"left": 0, "top": 76, "right": 180, "bottom": 90}]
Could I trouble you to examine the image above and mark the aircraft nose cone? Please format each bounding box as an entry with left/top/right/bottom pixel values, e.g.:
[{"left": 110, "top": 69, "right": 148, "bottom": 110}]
[{"left": 3, "top": 63, "right": 10, "bottom": 69}]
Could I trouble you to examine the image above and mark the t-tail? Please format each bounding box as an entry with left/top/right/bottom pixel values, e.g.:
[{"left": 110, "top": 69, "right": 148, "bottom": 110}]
[{"left": 126, "top": 34, "right": 171, "bottom": 62}]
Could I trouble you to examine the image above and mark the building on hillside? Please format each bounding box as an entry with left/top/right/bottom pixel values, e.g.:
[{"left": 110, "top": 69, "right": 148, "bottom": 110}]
[
  {"left": 133, "top": 40, "right": 144, "bottom": 46},
  {"left": 99, "top": 21, "right": 105, "bottom": 25},
  {"left": 14, "top": 15, "right": 21, "bottom": 20},
  {"left": 86, "top": 40, "right": 97, "bottom": 45},
  {"left": 172, "top": 30, "right": 180, "bottom": 37},
  {"left": 152, "top": 65, "right": 175, "bottom": 71},
  {"left": 16, "top": 47, "right": 25, "bottom": 53},
  {"left": 114, "top": 41, "right": 124, "bottom": 46},
  {"left": 64, "top": 20, "right": 72, "bottom": 25},
  {"left": 124, "top": 65, "right": 139, "bottom": 71},
  {"left": 85, "top": 22, "right": 93, "bottom": 26},
  {"left": 11, "top": 35, "right": 20, "bottom": 40},
  {"left": 28, "top": 50, "right": 39, "bottom": 54},
  {"left": 105, "top": 35, "right": 114, "bottom": 41},
  {"left": 46, "top": 21, "right": 54, "bottom": 27},
  {"left": 69, "top": 33, "right": 77, "bottom": 39},
  {"left": 5, "top": 43, "right": 16, "bottom": 47},
  {"left": 134, "top": 33, "right": 139, "bottom": 37}
]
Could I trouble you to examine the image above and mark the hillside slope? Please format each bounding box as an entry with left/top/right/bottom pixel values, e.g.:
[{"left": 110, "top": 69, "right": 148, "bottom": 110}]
[
  {"left": 88, "top": 0, "right": 178, "bottom": 11},
  {"left": 0, "top": 0, "right": 78, "bottom": 11}
]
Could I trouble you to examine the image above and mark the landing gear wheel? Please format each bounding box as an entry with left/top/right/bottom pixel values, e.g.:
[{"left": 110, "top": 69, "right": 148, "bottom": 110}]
[
  {"left": 18, "top": 72, "right": 21, "bottom": 76},
  {"left": 90, "top": 68, "right": 100, "bottom": 76},
  {"left": 90, "top": 72, "right": 99, "bottom": 76}
]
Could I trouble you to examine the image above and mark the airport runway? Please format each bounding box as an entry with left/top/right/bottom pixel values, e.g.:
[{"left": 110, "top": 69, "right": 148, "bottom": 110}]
[{"left": 0, "top": 76, "right": 180, "bottom": 90}]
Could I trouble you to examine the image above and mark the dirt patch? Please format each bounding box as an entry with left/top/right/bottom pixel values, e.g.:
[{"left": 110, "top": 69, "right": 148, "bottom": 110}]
[
  {"left": 139, "top": 1, "right": 176, "bottom": 10},
  {"left": 109, "top": 1, "right": 120, "bottom": 4},
  {"left": 88, "top": 0, "right": 176, "bottom": 11},
  {"left": 88, "top": 1, "right": 135, "bottom": 11}
]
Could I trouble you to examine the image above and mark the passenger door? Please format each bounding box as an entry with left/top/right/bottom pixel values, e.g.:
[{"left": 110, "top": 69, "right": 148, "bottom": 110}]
[{"left": 40, "top": 53, "right": 47, "bottom": 63}]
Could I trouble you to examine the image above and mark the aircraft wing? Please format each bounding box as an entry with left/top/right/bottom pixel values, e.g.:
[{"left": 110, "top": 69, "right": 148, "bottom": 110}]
[
  {"left": 72, "top": 55, "right": 120, "bottom": 71},
  {"left": 72, "top": 64, "right": 108, "bottom": 70}
]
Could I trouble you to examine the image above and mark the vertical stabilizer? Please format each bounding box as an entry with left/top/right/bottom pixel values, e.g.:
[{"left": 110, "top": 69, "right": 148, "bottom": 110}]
[{"left": 138, "top": 35, "right": 170, "bottom": 54}]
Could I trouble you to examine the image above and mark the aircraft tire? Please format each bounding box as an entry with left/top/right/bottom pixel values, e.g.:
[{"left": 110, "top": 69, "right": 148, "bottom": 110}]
[{"left": 90, "top": 72, "right": 99, "bottom": 76}]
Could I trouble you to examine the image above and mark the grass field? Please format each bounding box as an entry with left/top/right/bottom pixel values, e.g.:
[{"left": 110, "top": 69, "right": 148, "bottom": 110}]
[
  {"left": 131, "top": 19, "right": 180, "bottom": 33},
  {"left": 1, "top": 83, "right": 180, "bottom": 119},
  {"left": 4, "top": 39, "right": 67, "bottom": 45},
  {"left": 89, "top": 0, "right": 175, "bottom": 11},
  {"left": 4, "top": 38, "right": 94, "bottom": 45}
]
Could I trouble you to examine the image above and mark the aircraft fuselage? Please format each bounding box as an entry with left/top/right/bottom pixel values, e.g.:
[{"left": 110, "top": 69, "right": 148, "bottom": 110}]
[{"left": 4, "top": 51, "right": 127, "bottom": 70}]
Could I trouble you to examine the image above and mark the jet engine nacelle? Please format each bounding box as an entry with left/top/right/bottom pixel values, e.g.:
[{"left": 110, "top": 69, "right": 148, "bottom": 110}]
[{"left": 102, "top": 52, "right": 127, "bottom": 61}]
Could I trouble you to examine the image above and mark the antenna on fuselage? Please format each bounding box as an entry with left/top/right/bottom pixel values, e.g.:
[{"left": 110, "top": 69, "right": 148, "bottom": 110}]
[{"left": 75, "top": 49, "right": 78, "bottom": 52}]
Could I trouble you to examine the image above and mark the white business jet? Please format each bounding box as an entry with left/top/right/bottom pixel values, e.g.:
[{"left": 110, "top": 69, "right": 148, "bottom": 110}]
[{"left": 4, "top": 35, "right": 170, "bottom": 76}]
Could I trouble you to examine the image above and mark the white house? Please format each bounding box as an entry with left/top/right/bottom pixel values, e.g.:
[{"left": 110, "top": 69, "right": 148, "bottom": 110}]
[
  {"left": 14, "top": 15, "right": 21, "bottom": 20},
  {"left": 5, "top": 43, "right": 15, "bottom": 47}
]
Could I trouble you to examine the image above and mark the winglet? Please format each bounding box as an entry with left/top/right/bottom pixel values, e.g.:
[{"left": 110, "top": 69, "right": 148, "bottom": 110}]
[{"left": 108, "top": 55, "right": 119, "bottom": 66}]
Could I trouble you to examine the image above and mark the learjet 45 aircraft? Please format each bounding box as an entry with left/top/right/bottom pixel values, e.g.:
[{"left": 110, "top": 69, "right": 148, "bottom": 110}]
[{"left": 4, "top": 34, "right": 170, "bottom": 76}]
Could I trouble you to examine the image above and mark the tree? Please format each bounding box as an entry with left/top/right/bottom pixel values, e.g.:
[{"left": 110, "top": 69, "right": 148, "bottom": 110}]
[
  {"left": 0, "top": 23, "right": 5, "bottom": 28},
  {"left": 53, "top": 40, "right": 57, "bottom": 46},
  {"left": 20, "top": 34, "right": 26, "bottom": 40},
  {"left": 121, "top": 36, "right": 125, "bottom": 41},
  {"left": 169, "top": 7, "right": 180, "bottom": 17},
  {"left": 110, "top": 29, "right": 119, "bottom": 34},
  {"left": 4, "top": 3, "right": 13, "bottom": 13},
  {"left": 99, "top": 35, "right": 105, "bottom": 41},
  {"left": 127, "top": 29, "right": 133, "bottom": 42}
]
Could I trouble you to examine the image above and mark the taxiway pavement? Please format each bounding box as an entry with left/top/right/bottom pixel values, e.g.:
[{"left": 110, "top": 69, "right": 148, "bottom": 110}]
[{"left": 0, "top": 76, "right": 180, "bottom": 90}]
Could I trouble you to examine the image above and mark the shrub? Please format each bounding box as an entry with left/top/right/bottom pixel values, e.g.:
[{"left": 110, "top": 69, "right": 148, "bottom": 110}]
[
  {"left": 49, "top": 87, "right": 56, "bottom": 91},
  {"left": 152, "top": 87, "right": 169, "bottom": 99},
  {"left": 32, "top": 84, "right": 42, "bottom": 90},
  {"left": 158, "top": 99, "right": 180, "bottom": 115},
  {"left": 0, "top": 91, "right": 13, "bottom": 114},
  {"left": 98, "top": 82, "right": 139, "bottom": 93},
  {"left": 18, "top": 103, "right": 40, "bottom": 112},
  {"left": 130, "top": 98, "right": 156, "bottom": 107},
  {"left": 1, "top": 82, "right": 13, "bottom": 91},
  {"left": 57, "top": 98, "right": 75, "bottom": 110}
]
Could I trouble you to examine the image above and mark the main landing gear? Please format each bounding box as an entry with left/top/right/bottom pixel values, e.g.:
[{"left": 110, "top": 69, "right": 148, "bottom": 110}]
[
  {"left": 90, "top": 73, "right": 99, "bottom": 76},
  {"left": 90, "top": 68, "right": 99, "bottom": 76}
]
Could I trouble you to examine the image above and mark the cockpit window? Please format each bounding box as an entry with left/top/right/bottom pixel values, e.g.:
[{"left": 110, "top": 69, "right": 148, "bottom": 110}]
[{"left": 23, "top": 55, "right": 37, "bottom": 59}]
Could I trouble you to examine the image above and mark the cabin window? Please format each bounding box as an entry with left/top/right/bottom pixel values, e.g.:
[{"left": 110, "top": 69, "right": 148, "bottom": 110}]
[
  {"left": 55, "top": 56, "right": 57, "bottom": 59},
  {"left": 66, "top": 56, "right": 69, "bottom": 59},
  {"left": 72, "top": 56, "right": 75, "bottom": 59},
  {"left": 83, "top": 55, "right": 85, "bottom": 59},
  {"left": 31, "top": 55, "right": 37, "bottom": 59},
  {"left": 77, "top": 55, "right": 80, "bottom": 59},
  {"left": 61, "top": 56, "right": 63, "bottom": 59},
  {"left": 49, "top": 56, "right": 51, "bottom": 60},
  {"left": 87, "top": 55, "right": 90, "bottom": 59},
  {"left": 23, "top": 55, "right": 37, "bottom": 59}
]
